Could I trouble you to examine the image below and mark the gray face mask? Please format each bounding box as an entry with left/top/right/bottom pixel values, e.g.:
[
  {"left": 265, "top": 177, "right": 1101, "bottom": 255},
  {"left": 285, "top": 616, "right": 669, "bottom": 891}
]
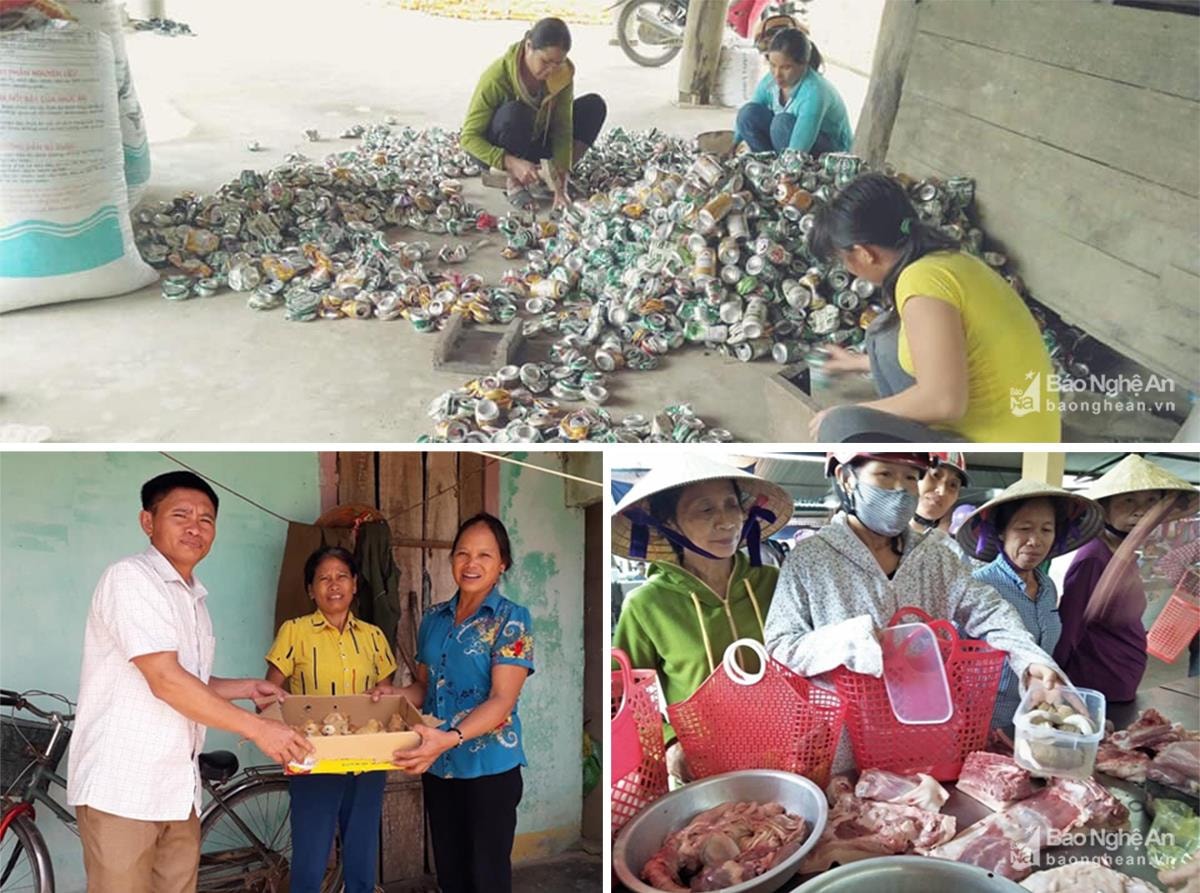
[{"left": 844, "top": 472, "right": 919, "bottom": 537}]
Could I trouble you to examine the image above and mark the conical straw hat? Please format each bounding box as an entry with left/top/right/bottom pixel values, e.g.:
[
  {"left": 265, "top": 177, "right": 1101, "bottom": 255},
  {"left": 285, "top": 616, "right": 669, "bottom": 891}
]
[
  {"left": 956, "top": 478, "right": 1105, "bottom": 562},
  {"left": 1082, "top": 454, "right": 1198, "bottom": 522},
  {"left": 611, "top": 454, "right": 792, "bottom": 562}
]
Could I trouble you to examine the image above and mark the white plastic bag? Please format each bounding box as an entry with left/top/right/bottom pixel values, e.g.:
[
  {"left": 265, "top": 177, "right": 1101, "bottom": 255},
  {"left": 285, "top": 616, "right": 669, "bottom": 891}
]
[
  {"left": 716, "top": 44, "right": 762, "bottom": 109},
  {"left": 0, "top": 24, "right": 157, "bottom": 311},
  {"left": 58, "top": 0, "right": 150, "bottom": 204}
]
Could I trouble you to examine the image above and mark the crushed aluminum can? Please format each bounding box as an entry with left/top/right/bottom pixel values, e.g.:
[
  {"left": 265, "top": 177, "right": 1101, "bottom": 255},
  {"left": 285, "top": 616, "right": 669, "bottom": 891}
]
[
  {"left": 161, "top": 276, "right": 193, "bottom": 301},
  {"left": 772, "top": 341, "right": 805, "bottom": 364}
]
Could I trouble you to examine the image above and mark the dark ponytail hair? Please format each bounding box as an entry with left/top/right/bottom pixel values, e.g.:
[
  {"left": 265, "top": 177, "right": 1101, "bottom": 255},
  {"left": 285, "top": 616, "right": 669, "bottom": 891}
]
[
  {"left": 809, "top": 172, "right": 960, "bottom": 307},
  {"left": 527, "top": 17, "right": 571, "bottom": 53},
  {"left": 767, "top": 27, "right": 823, "bottom": 72}
]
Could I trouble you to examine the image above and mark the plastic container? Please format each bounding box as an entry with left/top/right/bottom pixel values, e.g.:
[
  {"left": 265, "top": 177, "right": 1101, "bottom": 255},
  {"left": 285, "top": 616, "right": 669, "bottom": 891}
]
[
  {"left": 1012, "top": 682, "right": 1106, "bottom": 779},
  {"left": 832, "top": 607, "right": 1005, "bottom": 780},
  {"left": 880, "top": 622, "right": 953, "bottom": 724}
]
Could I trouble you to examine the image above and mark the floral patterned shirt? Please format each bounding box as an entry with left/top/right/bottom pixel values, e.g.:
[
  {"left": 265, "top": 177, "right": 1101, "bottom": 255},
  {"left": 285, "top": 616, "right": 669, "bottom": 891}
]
[{"left": 417, "top": 586, "right": 535, "bottom": 779}]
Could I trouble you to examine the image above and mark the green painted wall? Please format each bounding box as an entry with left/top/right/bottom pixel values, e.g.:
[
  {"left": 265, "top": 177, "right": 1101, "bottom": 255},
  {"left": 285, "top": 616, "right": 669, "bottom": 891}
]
[
  {"left": 0, "top": 451, "right": 321, "bottom": 893},
  {"left": 498, "top": 452, "right": 585, "bottom": 854}
]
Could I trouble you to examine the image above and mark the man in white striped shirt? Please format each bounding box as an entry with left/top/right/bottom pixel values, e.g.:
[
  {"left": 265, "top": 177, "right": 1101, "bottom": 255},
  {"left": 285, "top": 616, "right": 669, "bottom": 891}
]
[{"left": 67, "top": 471, "right": 311, "bottom": 893}]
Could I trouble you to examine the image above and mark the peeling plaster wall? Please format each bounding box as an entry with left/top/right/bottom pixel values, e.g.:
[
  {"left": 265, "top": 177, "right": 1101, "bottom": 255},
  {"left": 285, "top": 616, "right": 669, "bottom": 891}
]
[{"left": 498, "top": 452, "right": 586, "bottom": 859}]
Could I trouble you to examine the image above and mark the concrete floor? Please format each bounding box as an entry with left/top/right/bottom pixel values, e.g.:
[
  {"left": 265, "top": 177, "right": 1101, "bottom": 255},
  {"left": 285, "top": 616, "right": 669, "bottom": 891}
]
[
  {"left": 0, "top": 0, "right": 1180, "bottom": 442},
  {"left": 513, "top": 848, "right": 602, "bottom": 893}
]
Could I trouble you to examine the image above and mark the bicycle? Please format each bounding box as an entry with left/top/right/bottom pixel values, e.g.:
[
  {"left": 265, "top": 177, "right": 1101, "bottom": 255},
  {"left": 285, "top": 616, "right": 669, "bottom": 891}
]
[{"left": 0, "top": 689, "right": 343, "bottom": 893}]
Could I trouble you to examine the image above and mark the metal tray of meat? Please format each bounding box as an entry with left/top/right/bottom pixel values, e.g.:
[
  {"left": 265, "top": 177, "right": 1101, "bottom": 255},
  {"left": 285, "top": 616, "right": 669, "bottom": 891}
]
[
  {"left": 790, "top": 855, "right": 1025, "bottom": 892},
  {"left": 613, "top": 769, "right": 829, "bottom": 893}
]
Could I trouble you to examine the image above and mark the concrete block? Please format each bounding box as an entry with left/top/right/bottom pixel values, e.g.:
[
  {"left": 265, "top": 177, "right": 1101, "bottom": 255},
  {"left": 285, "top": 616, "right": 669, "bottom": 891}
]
[{"left": 431, "top": 313, "right": 525, "bottom": 376}]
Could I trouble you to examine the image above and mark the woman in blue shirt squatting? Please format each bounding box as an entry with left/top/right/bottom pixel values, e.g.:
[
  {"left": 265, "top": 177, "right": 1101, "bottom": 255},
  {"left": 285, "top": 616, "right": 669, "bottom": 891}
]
[
  {"left": 734, "top": 28, "right": 852, "bottom": 156},
  {"left": 954, "top": 480, "right": 1104, "bottom": 736},
  {"left": 369, "top": 513, "right": 534, "bottom": 893}
]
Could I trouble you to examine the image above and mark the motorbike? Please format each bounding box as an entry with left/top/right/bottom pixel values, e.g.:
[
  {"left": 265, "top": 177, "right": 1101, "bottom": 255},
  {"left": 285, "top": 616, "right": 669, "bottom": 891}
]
[
  {"left": 608, "top": 0, "right": 689, "bottom": 68},
  {"left": 608, "top": 0, "right": 811, "bottom": 69}
]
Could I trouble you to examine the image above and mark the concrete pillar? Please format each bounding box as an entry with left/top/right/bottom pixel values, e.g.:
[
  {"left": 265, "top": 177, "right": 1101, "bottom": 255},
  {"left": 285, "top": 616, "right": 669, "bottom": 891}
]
[
  {"left": 677, "top": 0, "right": 730, "bottom": 106},
  {"left": 854, "top": 0, "right": 920, "bottom": 166},
  {"left": 1022, "top": 452, "right": 1065, "bottom": 487},
  {"left": 130, "top": 0, "right": 165, "bottom": 17}
]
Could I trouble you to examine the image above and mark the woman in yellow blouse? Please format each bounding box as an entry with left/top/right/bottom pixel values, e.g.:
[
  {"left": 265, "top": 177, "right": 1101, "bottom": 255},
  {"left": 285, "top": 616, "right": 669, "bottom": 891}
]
[
  {"left": 807, "top": 172, "right": 1061, "bottom": 443},
  {"left": 265, "top": 546, "right": 397, "bottom": 893}
]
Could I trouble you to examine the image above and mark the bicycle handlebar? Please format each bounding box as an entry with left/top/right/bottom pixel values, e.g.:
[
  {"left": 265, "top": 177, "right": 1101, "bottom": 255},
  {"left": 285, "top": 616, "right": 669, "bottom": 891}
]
[{"left": 0, "top": 689, "right": 75, "bottom": 722}]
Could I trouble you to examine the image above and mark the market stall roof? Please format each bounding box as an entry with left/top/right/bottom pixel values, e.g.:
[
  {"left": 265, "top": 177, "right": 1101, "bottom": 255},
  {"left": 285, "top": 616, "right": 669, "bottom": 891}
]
[{"left": 610, "top": 452, "right": 1200, "bottom": 515}]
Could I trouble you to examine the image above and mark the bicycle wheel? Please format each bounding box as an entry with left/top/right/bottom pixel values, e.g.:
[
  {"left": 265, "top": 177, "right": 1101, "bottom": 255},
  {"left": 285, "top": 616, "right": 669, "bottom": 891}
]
[
  {"left": 199, "top": 777, "right": 342, "bottom": 893},
  {"left": 0, "top": 813, "right": 53, "bottom": 893}
]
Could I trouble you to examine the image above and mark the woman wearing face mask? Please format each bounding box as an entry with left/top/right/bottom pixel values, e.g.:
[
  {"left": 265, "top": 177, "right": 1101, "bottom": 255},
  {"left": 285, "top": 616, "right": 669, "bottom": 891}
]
[
  {"left": 734, "top": 28, "right": 852, "bottom": 156},
  {"left": 765, "top": 452, "right": 1065, "bottom": 721},
  {"left": 611, "top": 454, "right": 792, "bottom": 784},
  {"left": 460, "top": 17, "right": 606, "bottom": 211},
  {"left": 1054, "top": 455, "right": 1199, "bottom": 702},
  {"left": 807, "top": 172, "right": 1061, "bottom": 443},
  {"left": 956, "top": 482, "right": 1103, "bottom": 734},
  {"left": 370, "top": 514, "right": 533, "bottom": 893}
]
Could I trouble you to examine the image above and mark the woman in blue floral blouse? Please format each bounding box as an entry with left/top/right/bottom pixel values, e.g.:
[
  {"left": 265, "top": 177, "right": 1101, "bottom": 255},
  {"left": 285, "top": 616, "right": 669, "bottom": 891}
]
[{"left": 370, "top": 513, "right": 534, "bottom": 893}]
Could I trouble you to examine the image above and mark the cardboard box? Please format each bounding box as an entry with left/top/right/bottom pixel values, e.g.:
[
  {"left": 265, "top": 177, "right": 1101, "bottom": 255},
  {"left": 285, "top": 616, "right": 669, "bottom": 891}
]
[{"left": 263, "top": 694, "right": 441, "bottom": 775}]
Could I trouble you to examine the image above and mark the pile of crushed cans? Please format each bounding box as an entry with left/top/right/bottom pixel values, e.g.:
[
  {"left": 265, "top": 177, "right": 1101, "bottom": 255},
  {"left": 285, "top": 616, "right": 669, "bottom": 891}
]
[
  {"left": 134, "top": 126, "right": 524, "bottom": 327},
  {"left": 136, "top": 123, "right": 1092, "bottom": 442}
]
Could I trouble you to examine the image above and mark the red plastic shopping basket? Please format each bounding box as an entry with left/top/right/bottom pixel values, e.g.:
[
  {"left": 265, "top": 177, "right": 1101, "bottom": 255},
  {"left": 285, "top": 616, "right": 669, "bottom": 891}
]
[
  {"left": 667, "top": 638, "right": 846, "bottom": 786},
  {"left": 1147, "top": 569, "right": 1200, "bottom": 663},
  {"left": 611, "top": 648, "right": 668, "bottom": 834},
  {"left": 831, "top": 607, "right": 1005, "bottom": 781}
]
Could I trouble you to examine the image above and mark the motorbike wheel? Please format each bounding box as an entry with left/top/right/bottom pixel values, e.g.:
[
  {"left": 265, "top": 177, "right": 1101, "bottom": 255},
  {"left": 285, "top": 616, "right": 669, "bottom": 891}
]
[{"left": 617, "top": 0, "right": 684, "bottom": 68}]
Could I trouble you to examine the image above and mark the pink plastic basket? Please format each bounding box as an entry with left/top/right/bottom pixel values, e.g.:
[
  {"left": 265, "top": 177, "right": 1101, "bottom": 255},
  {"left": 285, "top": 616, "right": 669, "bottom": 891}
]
[
  {"left": 1147, "top": 570, "right": 1200, "bottom": 662},
  {"left": 832, "top": 607, "right": 1005, "bottom": 781},
  {"left": 611, "top": 649, "right": 668, "bottom": 834},
  {"left": 667, "top": 638, "right": 845, "bottom": 787}
]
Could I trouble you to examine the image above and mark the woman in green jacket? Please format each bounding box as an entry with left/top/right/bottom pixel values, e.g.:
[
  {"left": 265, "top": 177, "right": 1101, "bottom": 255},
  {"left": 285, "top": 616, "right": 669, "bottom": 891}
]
[
  {"left": 611, "top": 454, "right": 791, "bottom": 783},
  {"left": 460, "top": 17, "right": 607, "bottom": 210}
]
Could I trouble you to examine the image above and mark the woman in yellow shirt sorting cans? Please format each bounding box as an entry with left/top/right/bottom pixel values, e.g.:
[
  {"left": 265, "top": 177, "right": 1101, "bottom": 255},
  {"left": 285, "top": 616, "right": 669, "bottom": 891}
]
[
  {"left": 807, "top": 172, "right": 1062, "bottom": 443},
  {"left": 265, "top": 546, "right": 398, "bottom": 893}
]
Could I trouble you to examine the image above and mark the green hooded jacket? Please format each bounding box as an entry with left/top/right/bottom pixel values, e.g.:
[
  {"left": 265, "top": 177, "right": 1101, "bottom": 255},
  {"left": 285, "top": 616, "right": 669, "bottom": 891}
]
[
  {"left": 460, "top": 40, "right": 575, "bottom": 174},
  {"left": 613, "top": 552, "right": 779, "bottom": 741}
]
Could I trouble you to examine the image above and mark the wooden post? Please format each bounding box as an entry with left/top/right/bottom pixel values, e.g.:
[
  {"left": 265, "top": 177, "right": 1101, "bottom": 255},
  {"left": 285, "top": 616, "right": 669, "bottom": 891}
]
[
  {"left": 854, "top": 0, "right": 921, "bottom": 166},
  {"left": 677, "top": 0, "right": 731, "bottom": 107},
  {"left": 1022, "top": 452, "right": 1065, "bottom": 487}
]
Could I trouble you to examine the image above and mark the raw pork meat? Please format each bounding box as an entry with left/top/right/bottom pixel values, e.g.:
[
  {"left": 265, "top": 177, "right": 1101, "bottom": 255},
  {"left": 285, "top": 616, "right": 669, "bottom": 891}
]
[
  {"left": 957, "top": 751, "right": 1036, "bottom": 811},
  {"left": 1146, "top": 741, "right": 1200, "bottom": 797},
  {"left": 1111, "top": 709, "right": 1186, "bottom": 751},
  {"left": 1021, "top": 861, "right": 1163, "bottom": 892},
  {"left": 640, "top": 800, "right": 810, "bottom": 892},
  {"left": 930, "top": 776, "right": 1128, "bottom": 881},
  {"left": 854, "top": 769, "right": 949, "bottom": 811},
  {"left": 798, "top": 774, "right": 957, "bottom": 873},
  {"left": 1096, "top": 740, "right": 1151, "bottom": 783}
]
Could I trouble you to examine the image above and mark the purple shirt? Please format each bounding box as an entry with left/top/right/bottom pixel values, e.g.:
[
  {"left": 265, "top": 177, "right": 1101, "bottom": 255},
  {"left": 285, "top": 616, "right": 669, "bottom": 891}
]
[{"left": 1053, "top": 538, "right": 1147, "bottom": 702}]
